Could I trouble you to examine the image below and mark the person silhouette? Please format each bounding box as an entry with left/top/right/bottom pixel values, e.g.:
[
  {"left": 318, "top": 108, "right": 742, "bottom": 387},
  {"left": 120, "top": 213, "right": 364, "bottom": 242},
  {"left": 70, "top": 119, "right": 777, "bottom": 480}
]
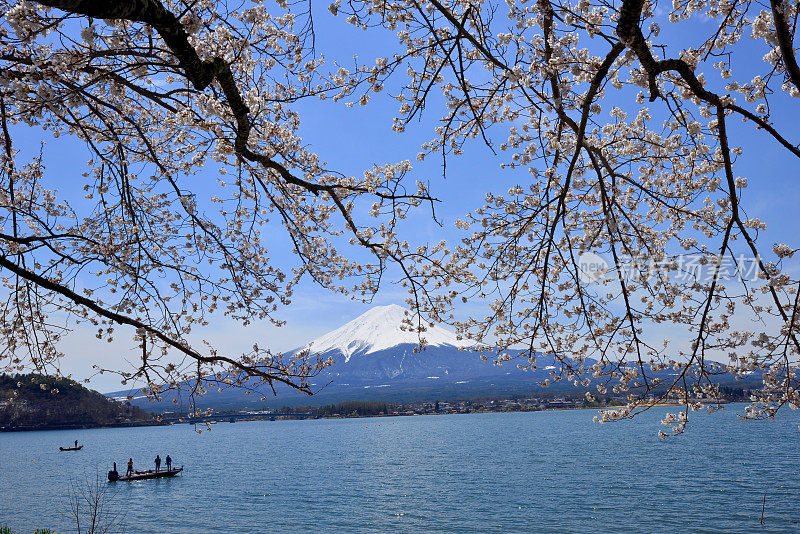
[
  {"left": 126, "top": 458, "right": 134, "bottom": 476},
  {"left": 154, "top": 454, "right": 161, "bottom": 472},
  {"left": 108, "top": 462, "right": 119, "bottom": 482},
  {"left": 165, "top": 455, "right": 172, "bottom": 471}
]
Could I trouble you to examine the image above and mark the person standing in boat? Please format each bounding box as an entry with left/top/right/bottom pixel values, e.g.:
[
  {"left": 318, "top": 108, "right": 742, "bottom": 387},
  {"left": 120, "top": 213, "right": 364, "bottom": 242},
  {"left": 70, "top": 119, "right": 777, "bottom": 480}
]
[
  {"left": 165, "top": 455, "right": 172, "bottom": 471},
  {"left": 126, "top": 458, "right": 134, "bottom": 477},
  {"left": 74, "top": 440, "right": 78, "bottom": 448},
  {"left": 154, "top": 454, "right": 161, "bottom": 472}
]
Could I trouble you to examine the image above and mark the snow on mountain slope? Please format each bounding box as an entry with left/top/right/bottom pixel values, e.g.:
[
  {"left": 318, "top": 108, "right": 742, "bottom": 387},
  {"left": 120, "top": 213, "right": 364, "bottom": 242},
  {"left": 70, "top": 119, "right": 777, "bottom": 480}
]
[{"left": 305, "top": 304, "right": 475, "bottom": 362}]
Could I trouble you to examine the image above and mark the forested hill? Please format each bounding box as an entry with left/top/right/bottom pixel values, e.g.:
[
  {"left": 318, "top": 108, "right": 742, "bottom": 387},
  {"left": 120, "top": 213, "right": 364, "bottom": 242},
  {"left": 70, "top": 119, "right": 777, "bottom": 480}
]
[{"left": 0, "top": 373, "right": 151, "bottom": 431}]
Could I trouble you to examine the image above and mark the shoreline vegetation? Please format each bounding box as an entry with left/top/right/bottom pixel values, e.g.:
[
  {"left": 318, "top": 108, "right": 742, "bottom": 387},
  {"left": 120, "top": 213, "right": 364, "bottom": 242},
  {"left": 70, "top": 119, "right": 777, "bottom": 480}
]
[
  {"left": 1, "top": 373, "right": 754, "bottom": 432},
  {"left": 0, "top": 373, "right": 154, "bottom": 433}
]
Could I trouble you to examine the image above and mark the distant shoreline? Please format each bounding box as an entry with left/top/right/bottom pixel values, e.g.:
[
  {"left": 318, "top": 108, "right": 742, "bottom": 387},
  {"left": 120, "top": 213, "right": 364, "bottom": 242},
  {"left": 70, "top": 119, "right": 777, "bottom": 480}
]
[
  {"left": 211, "top": 400, "right": 736, "bottom": 422},
  {"left": 0, "top": 399, "right": 742, "bottom": 433}
]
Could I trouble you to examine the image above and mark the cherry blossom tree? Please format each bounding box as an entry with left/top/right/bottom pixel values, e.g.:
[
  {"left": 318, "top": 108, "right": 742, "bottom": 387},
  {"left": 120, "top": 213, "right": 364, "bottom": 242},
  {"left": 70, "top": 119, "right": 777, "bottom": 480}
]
[{"left": 328, "top": 0, "right": 800, "bottom": 433}]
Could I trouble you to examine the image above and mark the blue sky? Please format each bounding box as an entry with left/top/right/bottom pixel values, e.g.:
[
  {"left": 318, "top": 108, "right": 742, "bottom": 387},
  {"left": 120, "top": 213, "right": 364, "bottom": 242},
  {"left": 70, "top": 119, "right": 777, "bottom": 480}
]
[{"left": 9, "top": 5, "right": 800, "bottom": 391}]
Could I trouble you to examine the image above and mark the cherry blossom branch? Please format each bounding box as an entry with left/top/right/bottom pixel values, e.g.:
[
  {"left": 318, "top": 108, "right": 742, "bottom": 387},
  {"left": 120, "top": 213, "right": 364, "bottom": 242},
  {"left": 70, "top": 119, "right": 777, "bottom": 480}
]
[{"left": 770, "top": 0, "right": 800, "bottom": 93}]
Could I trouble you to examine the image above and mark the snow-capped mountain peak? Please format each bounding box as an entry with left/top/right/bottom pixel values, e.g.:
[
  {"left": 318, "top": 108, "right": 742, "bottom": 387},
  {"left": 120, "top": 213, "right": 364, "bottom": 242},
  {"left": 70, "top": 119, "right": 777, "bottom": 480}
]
[{"left": 305, "top": 304, "right": 475, "bottom": 362}]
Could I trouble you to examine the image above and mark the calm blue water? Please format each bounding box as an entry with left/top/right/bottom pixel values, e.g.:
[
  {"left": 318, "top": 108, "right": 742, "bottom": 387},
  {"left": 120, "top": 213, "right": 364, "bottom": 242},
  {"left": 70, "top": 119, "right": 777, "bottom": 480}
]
[{"left": 1, "top": 405, "right": 799, "bottom": 533}]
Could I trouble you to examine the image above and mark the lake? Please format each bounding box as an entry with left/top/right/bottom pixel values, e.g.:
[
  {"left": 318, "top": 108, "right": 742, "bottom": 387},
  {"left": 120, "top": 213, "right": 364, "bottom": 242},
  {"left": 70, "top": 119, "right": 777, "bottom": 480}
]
[{"left": 2, "top": 405, "right": 799, "bottom": 533}]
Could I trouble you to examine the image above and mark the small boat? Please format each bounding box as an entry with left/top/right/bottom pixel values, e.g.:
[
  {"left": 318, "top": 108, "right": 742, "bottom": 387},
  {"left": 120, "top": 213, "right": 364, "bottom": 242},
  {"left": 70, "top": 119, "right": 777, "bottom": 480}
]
[
  {"left": 108, "top": 466, "right": 183, "bottom": 482},
  {"left": 59, "top": 445, "right": 83, "bottom": 451}
]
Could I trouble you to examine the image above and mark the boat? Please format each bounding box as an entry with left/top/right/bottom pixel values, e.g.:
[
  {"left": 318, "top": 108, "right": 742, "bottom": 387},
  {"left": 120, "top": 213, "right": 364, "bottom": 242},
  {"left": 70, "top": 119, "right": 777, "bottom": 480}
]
[
  {"left": 59, "top": 445, "right": 83, "bottom": 451},
  {"left": 108, "top": 466, "right": 183, "bottom": 482}
]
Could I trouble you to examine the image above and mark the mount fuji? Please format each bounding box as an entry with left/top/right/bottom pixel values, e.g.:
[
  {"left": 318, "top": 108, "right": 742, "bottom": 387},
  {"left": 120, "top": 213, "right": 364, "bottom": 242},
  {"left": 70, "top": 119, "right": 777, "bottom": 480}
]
[
  {"left": 107, "top": 304, "right": 577, "bottom": 410},
  {"left": 305, "top": 304, "right": 475, "bottom": 361},
  {"left": 298, "top": 304, "right": 490, "bottom": 381}
]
